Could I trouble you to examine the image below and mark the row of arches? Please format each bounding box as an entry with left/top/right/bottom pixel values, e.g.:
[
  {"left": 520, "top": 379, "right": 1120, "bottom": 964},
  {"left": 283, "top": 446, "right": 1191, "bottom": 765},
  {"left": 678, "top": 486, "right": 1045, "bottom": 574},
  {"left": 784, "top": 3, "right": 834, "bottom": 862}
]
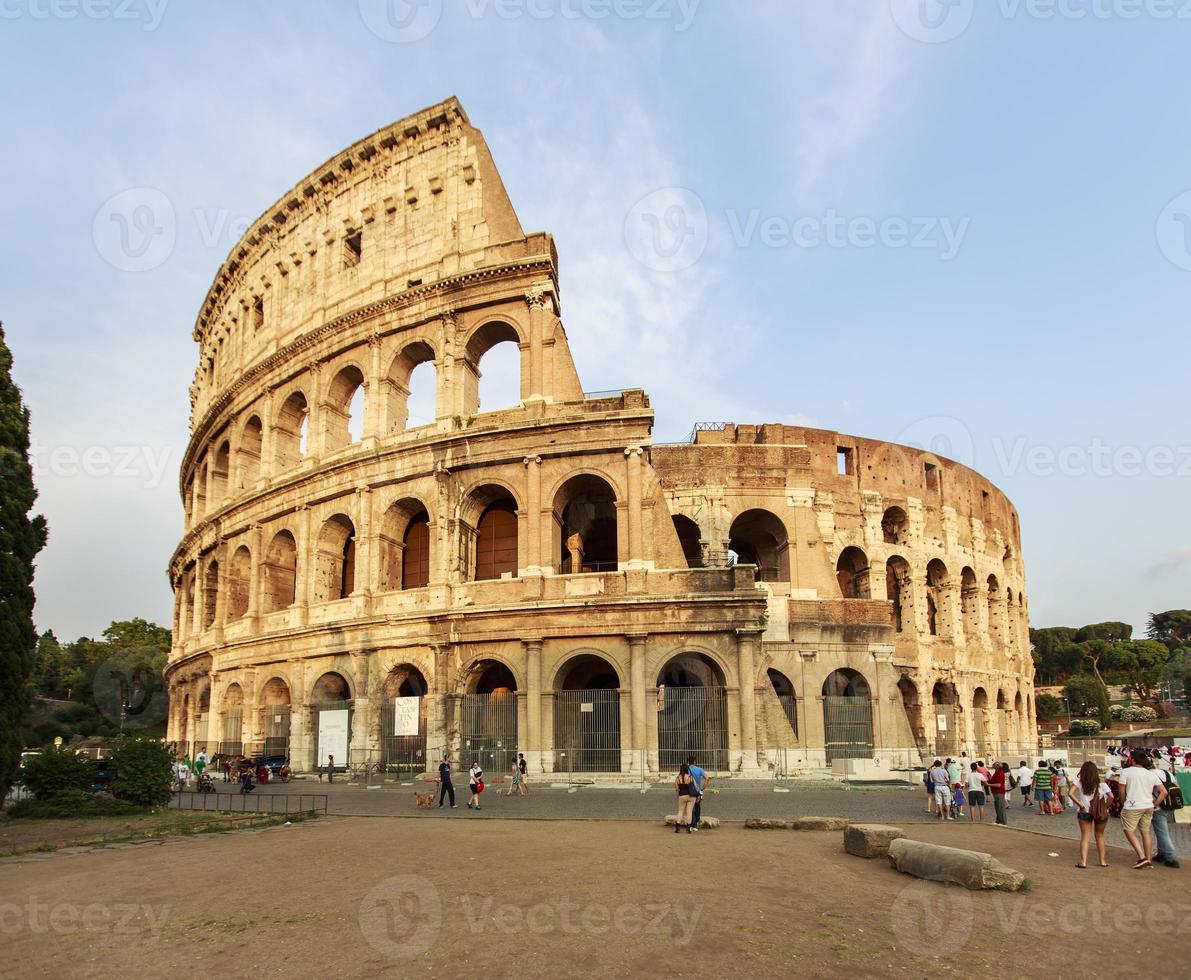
[{"left": 186, "top": 324, "right": 524, "bottom": 525}]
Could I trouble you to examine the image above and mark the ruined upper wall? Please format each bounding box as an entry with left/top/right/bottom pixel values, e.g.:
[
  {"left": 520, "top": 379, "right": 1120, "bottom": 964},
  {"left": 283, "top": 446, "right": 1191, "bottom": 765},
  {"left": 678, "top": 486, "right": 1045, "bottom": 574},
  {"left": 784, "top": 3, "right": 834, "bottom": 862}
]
[{"left": 188, "top": 96, "right": 541, "bottom": 428}]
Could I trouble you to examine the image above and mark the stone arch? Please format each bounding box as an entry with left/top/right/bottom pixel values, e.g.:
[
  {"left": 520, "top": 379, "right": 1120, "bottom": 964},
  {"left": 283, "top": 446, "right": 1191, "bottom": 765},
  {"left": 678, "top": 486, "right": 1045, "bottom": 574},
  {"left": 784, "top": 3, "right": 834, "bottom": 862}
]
[
  {"left": 553, "top": 473, "right": 619, "bottom": 573},
  {"left": 671, "top": 514, "right": 703, "bottom": 569},
  {"left": 463, "top": 484, "right": 519, "bottom": 581},
  {"left": 379, "top": 497, "right": 432, "bottom": 591},
  {"left": 323, "top": 363, "right": 367, "bottom": 452},
  {"left": 211, "top": 439, "right": 230, "bottom": 505},
  {"left": 202, "top": 558, "right": 219, "bottom": 630},
  {"left": 313, "top": 514, "right": 356, "bottom": 602},
  {"left": 227, "top": 545, "right": 251, "bottom": 620},
  {"left": 551, "top": 651, "right": 626, "bottom": 691},
  {"left": 836, "top": 546, "right": 871, "bottom": 599},
  {"left": 381, "top": 663, "right": 429, "bottom": 698},
  {"left": 257, "top": 675, "right": 293, "bottom": 755},
  {"left": 728, "top": 509, "right": 790, "bottom": 582},
  {"left": 656, "top": 650, "right": 728, "bottom": 688},
  {"left": 310, "top": 670, "right": 353, "bottom": 704},
  {"left": 821, "top": 669, "right": 874, "bottom": 763},
  {"left": 465, "top": 319, "right": 524, "bottom": 414},
  {"left": 822, "top": 668, "right": 872, "bottom": 698},
  {"left": 219, "top": 682, "right": 244, "bottom": 754},
  {"left": 378, "top": 663, "right": 430, "bottom": 771},
  {"left": 882, "top": 505, "right": 908, "bottom": 545},
  {"left": 386, "top": 340, "right": 437, "bottom": 431},
  {"left": 960, "top": 566, "right": 979, "bottom": 640},
  {"left": 261, "top": 530, "right": 298, "bottom": 612},
  {"left": 553, "top": 652, "right": 624, "bottom": 773},
  {"left": 238, "top": 415, "right": 263, "bottom": 487},
  {"left": 460, "top": 656, "right": 522, "bottom": 695},
  {"left": 195, "top": 458, "right": 208, "bottom": 516},
  {"left": 259, "top": 676, "right": 292, "bottom": 706},
  {"left": 925, "top": 559, "right": 949, "bottom": 636},
  {"left": 656, "top": 651, "right": 729, "bottom": 771},
  {"left": 766, "top": 667, "right": 798, "bottom": 737},
  {"left": 275, "top": 390, "right": 309, "bottom": 470},
  {"left": 973, "top": 686, "right": 989, "bottom": 710},
  {"left": 886, "top": 555, "right": 912, "bottom": 633},
  {"left": 898, "top": 674, "right": 924, "bottom": 744}
]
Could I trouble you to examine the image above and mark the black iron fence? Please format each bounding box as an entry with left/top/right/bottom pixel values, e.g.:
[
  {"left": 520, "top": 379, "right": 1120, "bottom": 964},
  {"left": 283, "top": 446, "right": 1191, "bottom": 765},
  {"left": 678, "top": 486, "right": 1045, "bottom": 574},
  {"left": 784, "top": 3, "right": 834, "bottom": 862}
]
[{"left": 171, "top": 791, "right": 328, "bottom": 815}]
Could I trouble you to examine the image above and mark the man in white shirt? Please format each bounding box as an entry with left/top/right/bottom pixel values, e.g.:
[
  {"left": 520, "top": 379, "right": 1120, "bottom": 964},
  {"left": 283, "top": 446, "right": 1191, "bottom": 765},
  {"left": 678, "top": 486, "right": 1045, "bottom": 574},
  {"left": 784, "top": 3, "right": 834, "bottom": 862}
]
[
  {"left": 1016, "top": 761, "right": 1033, "bottom": 807},
  {"left": 1118, "top": 749, "right": 1168, "bottom": 868}
]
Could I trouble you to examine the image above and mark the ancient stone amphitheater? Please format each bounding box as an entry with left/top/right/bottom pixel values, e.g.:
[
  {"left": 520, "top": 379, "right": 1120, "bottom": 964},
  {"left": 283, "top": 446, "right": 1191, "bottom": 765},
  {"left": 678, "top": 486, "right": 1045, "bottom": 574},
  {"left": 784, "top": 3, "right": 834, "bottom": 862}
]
[{"left": 165, "top": 97, "right": 1036, "bottom": 778}]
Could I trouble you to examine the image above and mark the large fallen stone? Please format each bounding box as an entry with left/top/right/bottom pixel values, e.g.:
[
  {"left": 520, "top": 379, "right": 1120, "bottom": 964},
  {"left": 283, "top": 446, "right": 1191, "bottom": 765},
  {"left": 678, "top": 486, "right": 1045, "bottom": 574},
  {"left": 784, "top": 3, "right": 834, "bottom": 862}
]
[
  {"left": 844, "top": 823, "right": 905, "bottom": 859},
  {"left": 743, "top": 816, "right": 851, "bottom": 831},
  {"left": 887, "top": 838, "right": 1026, "bottom": 892},
  {"left": 664, "top": 815, "right": 720, "bottom": 829}
]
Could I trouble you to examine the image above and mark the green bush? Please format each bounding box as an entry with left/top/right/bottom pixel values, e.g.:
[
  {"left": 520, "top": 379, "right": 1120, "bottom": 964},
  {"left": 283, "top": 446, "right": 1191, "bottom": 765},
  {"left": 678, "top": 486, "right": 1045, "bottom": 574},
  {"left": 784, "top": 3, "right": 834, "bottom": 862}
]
[
  {"left": 1121, "top": 705, "right": 1158, "bottom": 723},
  {"left": 8, "top": 791, "right": 140, "bottom": 819},
  {"left": 1068, "top": 719, "right": 1101, "bottom": 737},
  {"left": 18, "top": 748, "right": 94, "bottom": 800},
  {"left": 111, "top": 738, "right": 173, "bottom": 807},
  {"left": 1035, "top": 694, "right": 1064, "bottom": 721},
  {"left": 1110, "top": 704, "right": 1125, "bottom": 719}
]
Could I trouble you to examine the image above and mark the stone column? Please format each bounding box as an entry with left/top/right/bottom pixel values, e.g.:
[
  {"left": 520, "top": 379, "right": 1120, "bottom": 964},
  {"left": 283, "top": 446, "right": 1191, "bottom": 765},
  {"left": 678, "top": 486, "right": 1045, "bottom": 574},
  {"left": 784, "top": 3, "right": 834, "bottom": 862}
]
[
  {"left": 258, "top": 390, "right": 274, "bottom": 484},
  {"left": 619, "top": 689, "right": 634, "bottom": 774},
  {"left": 523, "top": 455, "right": 542, "bottom": 573},
  {"left": 295, "top": 505, "right": 311, "bottom": 626},
  {"left": 625, "top": 446, "right": 644, "bottom": 568},
  {"left": 525, "top": 639, "right": 543, "bottom": 773},
  {"left": 526, "top": 289, "right": 547, "bottom": 400},
  {"left": 628, "top": 634, "right": 648, "bottom": 774},
  {"left": 364, "top": 334, "right": 383, "bottom": 443},
  {"left": 355, "top": 487, "right": 374, "bottom": 600},
  {"left": 246, "top": 524, "right": 263, "bottom": 623},
  {"left": 737, "top": 630, "right": 762, "bottom": 771}
]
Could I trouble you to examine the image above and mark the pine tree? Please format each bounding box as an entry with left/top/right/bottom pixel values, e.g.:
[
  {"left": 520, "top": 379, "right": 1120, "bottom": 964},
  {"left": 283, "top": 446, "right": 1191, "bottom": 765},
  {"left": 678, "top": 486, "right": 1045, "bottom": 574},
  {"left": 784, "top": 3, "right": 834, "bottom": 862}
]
[{"left": 0, "top": 323, "right": 48, "bottom": 793}]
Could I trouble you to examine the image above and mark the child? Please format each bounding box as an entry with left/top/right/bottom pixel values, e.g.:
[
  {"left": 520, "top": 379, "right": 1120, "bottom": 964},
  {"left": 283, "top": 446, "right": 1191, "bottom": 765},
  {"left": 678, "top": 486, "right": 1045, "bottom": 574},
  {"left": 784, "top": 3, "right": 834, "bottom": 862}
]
[
  {"left": 506, "top": 759, "right": 521, "bottom": 796},
  {"left": 952, "top": 782, "right": 966, "bottom": 819}
]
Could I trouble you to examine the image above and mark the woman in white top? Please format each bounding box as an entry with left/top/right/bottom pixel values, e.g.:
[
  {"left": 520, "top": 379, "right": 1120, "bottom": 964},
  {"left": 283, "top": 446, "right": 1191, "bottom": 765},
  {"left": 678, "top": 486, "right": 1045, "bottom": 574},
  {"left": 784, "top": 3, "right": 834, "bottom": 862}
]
[
  {"left": 1069, "top": 761, "right": 1112, "bottom": 868},
  {"left": 965, "top": 764, "right": 989, "bottom": 823}
]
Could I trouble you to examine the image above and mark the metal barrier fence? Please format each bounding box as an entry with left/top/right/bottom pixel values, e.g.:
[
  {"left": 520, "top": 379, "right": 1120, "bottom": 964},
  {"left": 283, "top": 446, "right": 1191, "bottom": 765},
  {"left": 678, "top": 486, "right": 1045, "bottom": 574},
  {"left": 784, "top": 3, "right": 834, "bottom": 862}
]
[
  {"left": 458, "top": 693, "right": 518, "bottom": 774},
  {"left": 171, "top": 791, "right": 328, "bottom": 815},
  {"left": 822, "top": 695, "right": 874, "bottom": 763},
  {"left": 554, "top": 689, "right": 621, "bottom": 772},
  {"left": 658, "top": 686, "right": 729, "bottom": 771}
]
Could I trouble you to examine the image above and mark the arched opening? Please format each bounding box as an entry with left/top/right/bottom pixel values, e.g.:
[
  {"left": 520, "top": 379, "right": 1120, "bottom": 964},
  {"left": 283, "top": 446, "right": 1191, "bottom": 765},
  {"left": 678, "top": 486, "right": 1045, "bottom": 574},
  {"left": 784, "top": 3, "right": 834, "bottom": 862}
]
[
  {"left": 960, "top": 566, "right": 979, "bottom": 642},
  {"left": 227, "top": 545, "right": 251, "bottom": 621},
  {"left": 728, "top": 509, "right": 790, "bottom": 582},
  {"left": 987, "top": 574, "right": 1002, "bottom": 647},
  {"left": 882, "top": 506, "right": 908, "bottom": 545},
  {"left": 211, "top": 440, "right": 230, "bottom": 506},
  {"left": 996, "top": 688, "right": 1009, "bottom": 748},
  {"left": 836, "top": 546, "right": 871, "bottom": 599},
  {"left": 886, "top": 556, "right": 912, "bottom": 633},
  {"left": 324, "top": 365, "right": 366, "bottom": 452},
  {"left": 554, "top": 474, "right": 618, "bottom": 573},
  {"left": 466, "top": 321, "right": 522, "bottom": 414},
  {"left": 260, "top": 531, "right": 297, "bottom": 612},
  {"left": 460, "top": 659, "right": 518, "bottom": 773},
  {"left": 202, "top": 560, "right": 219, "bottom": 630},
  {"left": 972, "top": 686, "right": 989, "bottom": 753},
  {"left": 238, "top": 416, "right": 263, "bottom": 487},
  {"left": 925, "top": 559, "right": 949, "bottom": 637},
  {"left": 314, "top": 515, "right": 356, "bottom": 602},
  {"left": 767, "top": 668, "right": 798, "bottom": 738},
  {"left": 275, "top": 391, "right": 309, "bottom": 470},
  {"left": 554, "top": 654, "right": 622, "bottom": 772},
  {"left": 672, "top": 515, "right": 703, "bottom": 569},
  {"left": 183, "top": 568, "right": 196, "bottom": 636},
  {"left": 379, "top": 498, "right": 431, "bottom": 591},
  {"left": 467, "top": 486, "right": 518, "bottom": 581},
  {"left": 932, "top": 680, "right": 960, "bottom": 755},
  {"left": 195, "top": 460, "right": 208, "bottom": 517},
  {"left": 379, "top": 664, "right": 429, "bottom": 775},
  {"left": 220, "top": 683, "right": 244, "bottom": 756},
  {"left": 898, "top": 675, "right": 924, "bottom": 748},
  {"left": 821, "top": 669, "right": 874, "bottom": 763},
  {"left": 184, "top": 474, "right": 195, "bottom": 526},
  {"left": 656, "top": 653, "right": 729, "bottom": 771},
  {"left": 258, "top": 677, "right": 291, "bottom": 757},
  {"left": 386, "top": 341, "right": 436, "bottom": 431},
  {"left": 312, "top": 671, "right": 352, "bottom": 771}
]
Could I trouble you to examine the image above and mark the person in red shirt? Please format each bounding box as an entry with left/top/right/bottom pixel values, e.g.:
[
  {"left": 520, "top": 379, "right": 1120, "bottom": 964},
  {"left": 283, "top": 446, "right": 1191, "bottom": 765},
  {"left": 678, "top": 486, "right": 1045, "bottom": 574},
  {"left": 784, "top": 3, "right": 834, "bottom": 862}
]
[{"left": 988, "top": 762, "right": 1011, "bottom": 826}]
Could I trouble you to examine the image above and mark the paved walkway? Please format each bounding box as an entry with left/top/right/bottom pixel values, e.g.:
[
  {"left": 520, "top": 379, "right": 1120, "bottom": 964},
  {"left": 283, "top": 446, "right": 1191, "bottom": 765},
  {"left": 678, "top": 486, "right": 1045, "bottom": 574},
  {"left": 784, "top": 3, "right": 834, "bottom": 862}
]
[{"left": 174, "top": 777, "right": 1191, "bottom": 854}]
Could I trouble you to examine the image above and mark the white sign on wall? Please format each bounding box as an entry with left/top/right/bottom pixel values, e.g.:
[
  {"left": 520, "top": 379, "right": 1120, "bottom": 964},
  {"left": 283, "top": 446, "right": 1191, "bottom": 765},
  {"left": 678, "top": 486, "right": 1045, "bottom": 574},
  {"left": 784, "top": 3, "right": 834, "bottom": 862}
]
[
  {"left": 318, "top": 709, "right": 350, "bottom": 767},
  {"left": 393, "top": 697, "right": 420, "bottom": 737},
  {"left": 936, "top": 714, "right": 948, "bottom": 733}
]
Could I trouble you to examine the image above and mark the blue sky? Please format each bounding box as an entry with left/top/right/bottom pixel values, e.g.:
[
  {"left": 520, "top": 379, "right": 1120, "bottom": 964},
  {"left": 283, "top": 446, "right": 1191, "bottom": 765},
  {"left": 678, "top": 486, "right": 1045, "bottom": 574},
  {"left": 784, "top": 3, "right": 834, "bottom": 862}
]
[{"left": 2, "top": 0, "right": 1189, "bottom": 640}]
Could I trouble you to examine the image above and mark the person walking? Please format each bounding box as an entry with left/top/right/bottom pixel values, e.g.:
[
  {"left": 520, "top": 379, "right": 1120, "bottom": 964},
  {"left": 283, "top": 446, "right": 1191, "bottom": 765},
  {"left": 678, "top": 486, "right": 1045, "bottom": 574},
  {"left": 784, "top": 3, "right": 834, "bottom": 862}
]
[
  {"left": 326, "top": 754, "right": 335, "bottom": 784},
  {"left": 1118, "top": 748, "right": 1168, "bottom": 869},
  {"left": 966, "top": 763, "right": 989, "bottom": 822},
  {"left": 467, "top": 760, "right": 484, "bottom": 810},
  {"left": 1016, "top": 760, "right": 1034, "bottom": 806},
  {"left": 1152, "top": 765, "right": 1181, "bottom": 868},
  {"left": 517, "top": 753, "right": 529, "bottom": 795},
  {"left": 505, "top": 758, "right": 522, "bottom": 797},
  {"left": 1052, "top": 760, "right": 1072, "bottom": 810},
  {"left": 674, "top": 763, "right": 697, "bottom": 833},
  {"left": 1070, "top": 761, "right": 1111, "bottom": 868},
  {"left": 924, "top": 766, "right": 936, "bottom": 815},
  {"left": 988, "top": 762, "right": 1011, "bottom": 826},
  {"left": 928, "top": 759, "right": 952, "bottom": 821},
  {"left": 686, "top": 755, "right": 708, "bottom": 831},
  {"left": 436, "top": 755, "right": 456, "bottom": 808}
]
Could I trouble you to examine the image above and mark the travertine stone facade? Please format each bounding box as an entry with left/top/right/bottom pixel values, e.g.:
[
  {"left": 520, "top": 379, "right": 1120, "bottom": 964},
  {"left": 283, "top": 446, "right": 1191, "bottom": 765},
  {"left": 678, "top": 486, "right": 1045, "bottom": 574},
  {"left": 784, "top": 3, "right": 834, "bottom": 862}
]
[{"left": 165, "top": 98, "right": 1035, "bottom": 776}]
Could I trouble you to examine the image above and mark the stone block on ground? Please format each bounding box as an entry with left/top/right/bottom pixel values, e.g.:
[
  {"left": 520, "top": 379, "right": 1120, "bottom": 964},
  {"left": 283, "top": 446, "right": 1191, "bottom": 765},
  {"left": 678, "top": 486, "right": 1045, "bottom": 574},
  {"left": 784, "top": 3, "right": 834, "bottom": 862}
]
[
  {"left": 887, "top": 838, "right": 1026, "bottom": 892},
  {"left": 745, "top": 818, "right": 792, "bottom": 830},
  {"left": 843, "top": 823, "right": 905, "bottom": 859},
  {"left": 793, "top": 816, "right": 850, "bottom": 831},
  {"left": 664, "top": 815, "right": 720, "bottom": 829}
]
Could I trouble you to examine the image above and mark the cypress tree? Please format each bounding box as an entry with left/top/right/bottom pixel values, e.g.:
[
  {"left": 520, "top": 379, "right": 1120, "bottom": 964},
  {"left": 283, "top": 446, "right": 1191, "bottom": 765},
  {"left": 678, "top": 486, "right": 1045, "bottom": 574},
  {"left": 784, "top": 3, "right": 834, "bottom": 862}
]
[{"left": 0, "top": 323, "right": 48, "bottom": 792}]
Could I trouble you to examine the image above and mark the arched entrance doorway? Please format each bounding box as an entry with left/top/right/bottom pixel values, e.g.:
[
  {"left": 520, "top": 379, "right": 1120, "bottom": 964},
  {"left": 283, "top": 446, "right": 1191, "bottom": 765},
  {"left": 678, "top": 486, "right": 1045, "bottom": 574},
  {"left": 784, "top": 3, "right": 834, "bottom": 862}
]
[
  {"left": 554, "top": 474, "right": 618, "bottom": 573},
  {"left": 379, "top": 665, "right": 428, "bottom": 775},
  {"left": 766, "top": 668, "right": 798, "bottom": 739},
  {"left": 897, "top": 675, "right": 924, "bottom": 753},
  {"left": 553, "top": 654, "right": 622, "bottom": 773},
  {"left": 972, "top": 687, "right": 989, "bottom": 755},
  {"left": 220, "top": 683, "right": 244, "bottom": 756},
  {"left": 821, "top": 669, "right": 874, "bottom": 764},
  {"left": 311, "top": 672, "right": 352, "bottom": 771},
  {"left": 656, "top": 653, "right": 729, "bottom": 771},
  {"left": 258, "top": 677, "right": 291, "bottom": 758},
  {"left": 932, "top": 681, "right": 960, "bottom": 756},
  {"left": 459, "top": 660, "right": 518, "bottom": 774}
]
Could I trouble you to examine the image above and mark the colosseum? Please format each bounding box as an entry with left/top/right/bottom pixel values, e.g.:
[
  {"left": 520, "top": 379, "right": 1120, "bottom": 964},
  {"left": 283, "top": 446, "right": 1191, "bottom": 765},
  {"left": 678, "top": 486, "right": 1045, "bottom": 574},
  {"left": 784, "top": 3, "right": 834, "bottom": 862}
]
[{"left": 165, "top": 97, "right": 1037, "bottom": 779}]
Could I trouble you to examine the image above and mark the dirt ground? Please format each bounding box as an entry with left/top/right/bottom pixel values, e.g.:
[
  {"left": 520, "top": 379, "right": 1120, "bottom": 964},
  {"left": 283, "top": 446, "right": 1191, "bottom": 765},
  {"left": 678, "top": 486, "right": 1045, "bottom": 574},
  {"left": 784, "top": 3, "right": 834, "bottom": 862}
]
[
  {"left": 0, "top": 817, "right": 1186, "bottom": 979},
  {"left": 0, "top": 811, "right": 292, "bottom": 855}
]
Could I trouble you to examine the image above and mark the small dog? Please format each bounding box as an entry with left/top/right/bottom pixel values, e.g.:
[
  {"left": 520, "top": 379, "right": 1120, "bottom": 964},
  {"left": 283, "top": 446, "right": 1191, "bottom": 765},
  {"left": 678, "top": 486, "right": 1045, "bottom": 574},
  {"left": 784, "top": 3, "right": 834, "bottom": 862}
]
[{"left": 415, "top": 792, "right": 435, "bottom": 809}]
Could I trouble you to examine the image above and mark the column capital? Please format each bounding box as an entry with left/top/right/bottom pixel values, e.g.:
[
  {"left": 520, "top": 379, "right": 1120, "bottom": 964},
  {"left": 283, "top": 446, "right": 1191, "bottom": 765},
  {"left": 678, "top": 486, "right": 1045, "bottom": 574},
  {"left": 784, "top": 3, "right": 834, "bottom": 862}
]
[
  {"left": 625, "top": 632, "right": 649, "bottom": 645},
  {"left": 523, "top": 455, "right": 542, "bottom": 467},
  {"left": 525, "top": 287, "right": 551, "bottom": 310},
  {"left": 624, "top": 445, "right": 645, "bottom": 458}
]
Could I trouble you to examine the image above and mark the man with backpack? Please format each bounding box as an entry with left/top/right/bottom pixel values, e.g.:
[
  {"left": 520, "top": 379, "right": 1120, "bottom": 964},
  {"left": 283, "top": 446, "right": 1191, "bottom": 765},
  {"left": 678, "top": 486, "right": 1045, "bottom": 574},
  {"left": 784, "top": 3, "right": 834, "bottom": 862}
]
[{"left": 1152, "top": 765, "right": 1183, "bottom": 868}]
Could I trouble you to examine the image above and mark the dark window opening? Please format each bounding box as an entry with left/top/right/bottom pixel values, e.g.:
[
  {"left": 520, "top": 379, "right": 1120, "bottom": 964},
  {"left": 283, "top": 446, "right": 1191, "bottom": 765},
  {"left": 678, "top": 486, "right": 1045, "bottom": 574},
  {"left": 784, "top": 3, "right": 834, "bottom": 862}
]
[
  {"left": 344, "top": 231, "right": 362, "bottom": 269},
  {"left": 836, "top": 447, "right": 854, "bottom": 476}
]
